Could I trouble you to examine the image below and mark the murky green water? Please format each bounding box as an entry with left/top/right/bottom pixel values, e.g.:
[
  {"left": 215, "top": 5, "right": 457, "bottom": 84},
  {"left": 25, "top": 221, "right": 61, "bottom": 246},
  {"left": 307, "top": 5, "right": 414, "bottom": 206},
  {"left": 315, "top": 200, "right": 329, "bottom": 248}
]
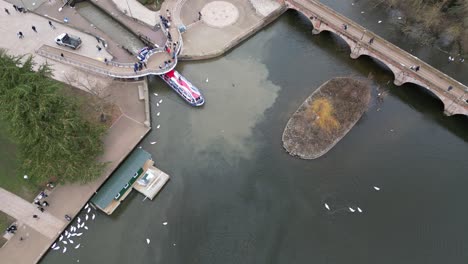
[
  {"left": 76, "top": 2, "right": 145, "bottom": 54},
  {"left": 36, "top": 3, "right": 468, "bottom": 264}
]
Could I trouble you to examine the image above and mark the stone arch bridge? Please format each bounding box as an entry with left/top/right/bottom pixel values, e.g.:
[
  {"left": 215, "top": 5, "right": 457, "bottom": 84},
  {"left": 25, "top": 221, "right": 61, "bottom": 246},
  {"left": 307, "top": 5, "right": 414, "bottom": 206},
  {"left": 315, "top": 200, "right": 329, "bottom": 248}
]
[{"left": 283, "top": 0, "right": 468, "bottom": 116}]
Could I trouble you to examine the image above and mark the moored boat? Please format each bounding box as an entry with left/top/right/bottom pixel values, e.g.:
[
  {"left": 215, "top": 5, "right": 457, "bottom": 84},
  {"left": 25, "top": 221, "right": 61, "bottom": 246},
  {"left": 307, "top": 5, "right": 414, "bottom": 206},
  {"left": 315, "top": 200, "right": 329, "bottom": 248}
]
[{"left": 160, "top": 70, "right": 205, "bottom": 106}]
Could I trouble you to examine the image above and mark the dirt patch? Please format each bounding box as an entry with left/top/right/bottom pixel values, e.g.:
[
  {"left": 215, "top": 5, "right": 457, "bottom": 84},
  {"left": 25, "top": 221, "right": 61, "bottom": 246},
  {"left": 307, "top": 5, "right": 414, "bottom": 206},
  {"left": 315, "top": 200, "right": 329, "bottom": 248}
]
[{"left": 282, "top": 77, "right": 371, "bottom": 159}]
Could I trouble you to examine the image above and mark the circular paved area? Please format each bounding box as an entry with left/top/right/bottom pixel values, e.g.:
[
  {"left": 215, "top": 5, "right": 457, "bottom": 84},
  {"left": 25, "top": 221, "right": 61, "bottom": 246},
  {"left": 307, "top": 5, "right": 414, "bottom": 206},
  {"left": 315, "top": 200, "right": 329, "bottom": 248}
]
[{"left": 201, "top": 1, "right": 239, "bottom": 28}]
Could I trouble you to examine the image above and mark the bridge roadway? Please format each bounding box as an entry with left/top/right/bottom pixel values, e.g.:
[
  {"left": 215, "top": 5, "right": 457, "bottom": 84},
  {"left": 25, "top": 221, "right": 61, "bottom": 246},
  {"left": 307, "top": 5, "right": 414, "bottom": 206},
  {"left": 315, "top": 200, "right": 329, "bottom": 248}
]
[{"left": 285, "top": 0, "right": 468, "bottom": 116}]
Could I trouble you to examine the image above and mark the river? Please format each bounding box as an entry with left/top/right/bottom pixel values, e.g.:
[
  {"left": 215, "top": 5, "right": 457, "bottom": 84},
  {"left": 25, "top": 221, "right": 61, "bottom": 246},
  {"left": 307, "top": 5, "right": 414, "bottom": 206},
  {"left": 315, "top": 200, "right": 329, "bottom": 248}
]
[{"left": 38, "top": 1, "right": 468, "bottom": 264}]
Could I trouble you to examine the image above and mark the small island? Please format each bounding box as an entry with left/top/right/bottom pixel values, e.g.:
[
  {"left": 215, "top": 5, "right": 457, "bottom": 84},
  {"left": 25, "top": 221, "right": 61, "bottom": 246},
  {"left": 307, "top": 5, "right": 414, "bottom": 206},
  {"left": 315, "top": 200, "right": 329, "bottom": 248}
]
[{"left": 282, "top": 77, "right": 371, "bottom": 159}]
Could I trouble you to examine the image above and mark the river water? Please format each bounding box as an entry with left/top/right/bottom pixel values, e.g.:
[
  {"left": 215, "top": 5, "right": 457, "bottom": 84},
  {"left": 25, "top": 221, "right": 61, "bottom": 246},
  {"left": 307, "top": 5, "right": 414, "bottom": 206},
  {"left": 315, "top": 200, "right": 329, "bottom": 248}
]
[{"left": 40, "top": 1, "right": 468, "bottom": 264}]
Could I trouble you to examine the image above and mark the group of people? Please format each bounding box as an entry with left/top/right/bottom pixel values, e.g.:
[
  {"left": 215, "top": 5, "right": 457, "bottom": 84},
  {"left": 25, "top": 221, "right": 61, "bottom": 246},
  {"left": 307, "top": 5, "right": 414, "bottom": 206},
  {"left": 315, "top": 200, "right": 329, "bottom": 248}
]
[
  {"left": 160, "top": 12, "right": 171, "bottom": 30},
  {"left": 34, "top": 191, "right": 50, "bottom": 214},
  {"left": 6, "top": 224, "right": 17, "bottom": 234},
  {"left": 159, "top": 60, "right": 173, "bottom": 70},
  {"left": 4, "top": 4, "right": 26, "bottom": 15},
  {"left": 133, "top": 61, "right": 147, "bottom": 73},
  {"left": 16, "top": 20, "right": 56, "bottom": 40}
]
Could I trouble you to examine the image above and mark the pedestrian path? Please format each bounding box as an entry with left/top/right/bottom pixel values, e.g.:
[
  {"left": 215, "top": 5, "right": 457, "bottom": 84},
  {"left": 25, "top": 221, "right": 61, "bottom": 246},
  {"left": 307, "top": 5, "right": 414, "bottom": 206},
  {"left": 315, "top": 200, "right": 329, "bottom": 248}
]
[
  {"left": 37, "top": 44, "right": 176, "bottom": 78},
  {"left": 0, "top": 188, "right": 64, "bottom": 239}
]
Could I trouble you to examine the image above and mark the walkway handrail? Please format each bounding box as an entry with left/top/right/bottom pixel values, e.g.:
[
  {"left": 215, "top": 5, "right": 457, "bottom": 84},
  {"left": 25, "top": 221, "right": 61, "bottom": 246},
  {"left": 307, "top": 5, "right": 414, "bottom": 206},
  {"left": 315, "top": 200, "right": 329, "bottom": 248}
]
[{"left": 36, "top": 47, "right": 177, "bottom": 78}]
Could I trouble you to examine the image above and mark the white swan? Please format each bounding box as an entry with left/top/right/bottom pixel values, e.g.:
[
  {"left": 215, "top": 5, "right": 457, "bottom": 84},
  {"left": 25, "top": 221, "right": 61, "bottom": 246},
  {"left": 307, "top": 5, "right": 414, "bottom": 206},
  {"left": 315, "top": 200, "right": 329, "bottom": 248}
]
[
  {"left": 348, "top": 207, "right": 356, "bottom": 213},
  {"left": 324, "top": 203, "right": 330, "bottom": 210},
  {"left": 357, "top": 207, "right": 363, "bottom": 213}
]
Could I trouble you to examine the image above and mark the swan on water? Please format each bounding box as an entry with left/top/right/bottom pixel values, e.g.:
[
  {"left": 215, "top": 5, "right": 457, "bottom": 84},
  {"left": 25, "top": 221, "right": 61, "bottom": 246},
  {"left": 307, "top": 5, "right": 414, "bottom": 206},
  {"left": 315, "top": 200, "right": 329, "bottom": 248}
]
[
  {"left": 163, "top": 222, "right": 168, "bottom": 226},
  {"left": 157, "top": 125, "right": 161, "bottom": 129},
  {"left": 51, "top": 243, "right": 57, "bottom": 248},
  {"left": 87, "top": 207, "right": 91, "bottom": 213},
  {"left": 84, "top": 226, "right": 88, "bottom": 230},
  {"left": 92, "top": 214, "right": 96, "bottom": 220},
  {"left": 77, "top": 217, "right": 81, "bottom": 223},
  {"left": 146, "top": 238, "right": 151, "bottom": 244},
  {"left": 324, "top": 203, "right": 330, "bottom": 210},
  {"left": 84, "top": 203, "right": 89, "bottom": 210},
  {"left": 150, "top": 141, "right": 157, "bottom": 145},
  {"left": 373, "top": 186, "right": 380, "bottom": 191},
  {"left": 62, "top": 247, "right": 67, "bottom": 253},
  {"left": 53, "top": 246, "right": 60, "bottom": 250},
  {"left": 76, "top": 233, "right": 83, "bottom": 236},
  {"left": 75, "top": 244, "right": 81, "bottom": 249},
  {"left": 69, "top": 239, "right": 74, "bottom": 244},
  {"left": 153, "top": 93, "right": 158, "bottom": 96},
  {"left": 85, "top": 214, "right": 89, "bottom": 221},
  {"left": 357, "top": 207, "right": 363, "bottom": 213},
  {"left": 59, "top": 235, "right": 63, "bottom": 241},
  {"left": 63, "top": 241, "right": 68, "bottom": 245},
  {"left": 157, "top": 112, "right": 160, "bottom": 116},
  {"left": 158, "top": 99, "right": 163, "bottom": 104},
  {"left": 156, "top": 103, "right": 159, "bottom": 107},
  {"left": 348, "top": 207, "right": 356, "bottom": 213}
]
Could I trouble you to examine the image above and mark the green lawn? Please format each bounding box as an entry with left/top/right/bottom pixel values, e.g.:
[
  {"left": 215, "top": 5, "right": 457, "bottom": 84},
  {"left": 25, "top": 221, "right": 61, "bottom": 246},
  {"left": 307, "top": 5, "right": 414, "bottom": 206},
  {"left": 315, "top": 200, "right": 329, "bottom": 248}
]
[{"left": 0, "top": 121, "right": 38, "bottom": 201}]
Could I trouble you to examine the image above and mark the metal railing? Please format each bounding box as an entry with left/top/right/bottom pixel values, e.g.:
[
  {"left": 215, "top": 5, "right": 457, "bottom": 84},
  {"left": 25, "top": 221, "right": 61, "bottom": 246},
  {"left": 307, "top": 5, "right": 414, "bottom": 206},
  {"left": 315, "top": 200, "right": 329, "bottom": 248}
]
[{"left": 36, "top": 48, "right": 177, "bottom": 79}]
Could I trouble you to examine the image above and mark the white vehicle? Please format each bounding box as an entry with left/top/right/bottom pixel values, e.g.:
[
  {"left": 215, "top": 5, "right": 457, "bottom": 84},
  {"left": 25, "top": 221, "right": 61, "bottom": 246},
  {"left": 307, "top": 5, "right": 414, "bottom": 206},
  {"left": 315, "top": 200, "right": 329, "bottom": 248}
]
[{"left": 55, "top": 33, "right": 82, "bottom": 49}]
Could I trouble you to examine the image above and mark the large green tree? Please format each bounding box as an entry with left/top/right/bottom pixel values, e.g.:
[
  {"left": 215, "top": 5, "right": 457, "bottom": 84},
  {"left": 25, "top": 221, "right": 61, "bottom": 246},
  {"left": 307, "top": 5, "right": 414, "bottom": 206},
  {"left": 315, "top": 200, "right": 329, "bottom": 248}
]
[{"left": 0, "top": 50, "right": 105, "bottom": 184}]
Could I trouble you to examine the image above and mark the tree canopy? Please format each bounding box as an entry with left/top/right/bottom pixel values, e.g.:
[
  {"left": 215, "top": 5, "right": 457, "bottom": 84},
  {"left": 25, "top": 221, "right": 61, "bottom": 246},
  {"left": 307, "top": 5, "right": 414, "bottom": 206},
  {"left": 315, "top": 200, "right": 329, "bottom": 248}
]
[{"left": 0, "top": 50, "right": 105, "bottom": 184}]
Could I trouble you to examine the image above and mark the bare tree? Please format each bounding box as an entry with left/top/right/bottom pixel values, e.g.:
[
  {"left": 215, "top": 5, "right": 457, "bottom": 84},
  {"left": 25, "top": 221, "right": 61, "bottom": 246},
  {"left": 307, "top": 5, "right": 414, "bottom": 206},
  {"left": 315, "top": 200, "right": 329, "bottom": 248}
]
[{"left": 63, "top": 73, "right": 114, "bottom": 122}]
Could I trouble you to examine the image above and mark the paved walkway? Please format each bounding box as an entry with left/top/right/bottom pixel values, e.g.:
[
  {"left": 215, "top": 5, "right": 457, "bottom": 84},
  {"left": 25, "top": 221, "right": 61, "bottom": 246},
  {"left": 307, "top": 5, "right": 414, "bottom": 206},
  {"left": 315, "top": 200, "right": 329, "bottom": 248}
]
[
  {"left": 33, "top": 0, "right": 135, "bottom": 61},
  {"left": 37, "top": 44, "right": 175, "bottom": 78},
  {"left": 286, "top": 0, "right": 468, "bottom": 116},
  {"left": 162, "top": 0, "right": 285, "bottom": 59},
  {"left": 0, "top": 189, "right": 64, "bottom": 239},
  {"left": 0, "top": 2, "right": 151, "bottom": 263}
]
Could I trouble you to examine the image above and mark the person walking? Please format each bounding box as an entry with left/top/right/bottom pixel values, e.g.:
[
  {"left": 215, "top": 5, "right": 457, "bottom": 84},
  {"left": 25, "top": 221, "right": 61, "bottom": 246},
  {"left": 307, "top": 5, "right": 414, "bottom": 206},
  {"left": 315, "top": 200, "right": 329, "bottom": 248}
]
[
  {"left": 49, "top": 20, "right": 56, "bottom": 29},
  {"left": 33, "top": 215, "right": 39, "bottom": 219},
  {"left": 369, "top": 37, "right": 374, "bottom": 44},
  {"left": 13, "top": 5, "right": 18, "bottom": 12},
  {"left": 5, "top": 8, "right": 10, "bottom": 15},
  {"left": 17, "top": 32, "right": 24, "bottom": 39},
  {"left": 96, "top": 45, "right": 102, "bottom": 52},
  {"left": 32, "top": 26, "right": 37, "bottom": 33},
  {"left": 133, "top": 63, "right": 138, "bottom": 73},
  {"left": 60, "top": 53, "right": 64, "bottom": 58},
  {"left": 198, "top": 11, "right": 202, "bottom": 20}
]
